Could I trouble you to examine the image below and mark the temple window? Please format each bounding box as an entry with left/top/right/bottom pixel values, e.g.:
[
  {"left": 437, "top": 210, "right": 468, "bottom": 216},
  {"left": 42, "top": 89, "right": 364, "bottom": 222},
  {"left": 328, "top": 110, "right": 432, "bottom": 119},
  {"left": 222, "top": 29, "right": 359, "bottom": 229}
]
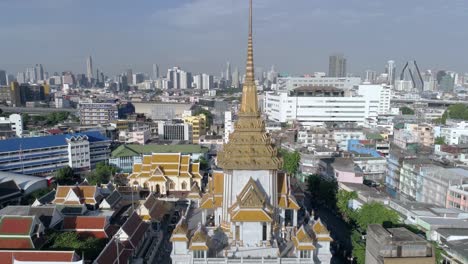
[
  {"left": 300, "top": 250, "right": 311, "bottom": 259},
  {"left": 194, "top": 250, "right": 205, "bottom": 258}
]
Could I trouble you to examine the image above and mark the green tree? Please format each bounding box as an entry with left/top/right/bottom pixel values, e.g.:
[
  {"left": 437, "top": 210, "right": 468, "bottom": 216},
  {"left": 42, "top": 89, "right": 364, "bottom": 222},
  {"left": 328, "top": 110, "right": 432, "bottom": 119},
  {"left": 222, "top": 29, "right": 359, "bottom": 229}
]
[
  {"left": 355, "top": 202, "right": 399, "bottom": 231},
  {"left": 351, "top": 230, "right": 366, "bottom": 264},
  {"left": 400, "top": 106, "right": 415, "bottom": 115},
  {"left": 280, "top": 150, "right": 301, "bottom": 175},
  {"left": 435, "top": 136, "right": 445, "bottom": 145},
  {"left": 197, "top": 156, "right": 209, "bottom": 171},
  {"left": 306, "top": 174, "right": 338, "bottom": 207},
  {"left": 193, "top": 108, "right": 213, "bottom": 126},
  {"left": 448, "top": 104, "right": 467, "bottom": 120},
  {"left": 50, "top": 232, "right": 107, "bottom": 260},
  {"left": 336, "top": 190, "right": 358, "bottom": 222},
  {"left": 55, "top": 166, "right": 75, "bottom": 185},
  {"left": 86, "top": 162, "right": 116, "bottom": 185}
]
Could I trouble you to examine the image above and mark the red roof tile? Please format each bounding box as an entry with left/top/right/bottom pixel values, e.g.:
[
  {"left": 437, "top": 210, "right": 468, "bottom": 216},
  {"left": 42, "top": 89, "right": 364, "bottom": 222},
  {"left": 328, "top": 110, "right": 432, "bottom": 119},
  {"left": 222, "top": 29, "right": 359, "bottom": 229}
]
[
  {"left": 63, "top": 216, "right": 107, "bottom": 230},
  {"left": 0, "top": 238, "right": 33, "bottom": 249},
  {"left": 0, "top": 250, "right": 77, "bottom": 264},
  {"left": 0, "top": 217, "right": 33, "bottom": 236}
]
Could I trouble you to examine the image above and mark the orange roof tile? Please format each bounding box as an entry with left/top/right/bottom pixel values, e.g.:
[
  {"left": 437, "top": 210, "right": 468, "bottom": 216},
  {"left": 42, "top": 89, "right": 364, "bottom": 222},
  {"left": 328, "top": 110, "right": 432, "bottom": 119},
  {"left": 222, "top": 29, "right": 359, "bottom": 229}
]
[
  {"left": 0, "top": 251, "right": 77, "bottom": 264},
  {"left": 231, "top": 209, "right": 272, "bottom": 222}
]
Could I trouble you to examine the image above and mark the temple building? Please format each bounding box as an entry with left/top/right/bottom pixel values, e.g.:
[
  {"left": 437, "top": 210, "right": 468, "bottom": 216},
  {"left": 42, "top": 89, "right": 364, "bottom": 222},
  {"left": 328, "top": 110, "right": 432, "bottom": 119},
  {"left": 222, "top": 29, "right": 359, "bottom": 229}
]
[
  {"left": 128, "top": 153, "right": 202, "bottom": 195},
  {"left": 170, "top": 1, "right": 333, "bottom": 263}
]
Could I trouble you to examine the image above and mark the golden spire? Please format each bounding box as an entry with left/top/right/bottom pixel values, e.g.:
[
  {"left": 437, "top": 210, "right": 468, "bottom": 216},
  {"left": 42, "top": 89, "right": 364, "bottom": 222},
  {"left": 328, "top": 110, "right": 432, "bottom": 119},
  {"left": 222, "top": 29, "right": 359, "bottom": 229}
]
[
  {"left": 217, "top": 0, "right": 282, "bottom": 170},
  {"left": 240, "top": 0, "right": 259, "bottom": 116}
]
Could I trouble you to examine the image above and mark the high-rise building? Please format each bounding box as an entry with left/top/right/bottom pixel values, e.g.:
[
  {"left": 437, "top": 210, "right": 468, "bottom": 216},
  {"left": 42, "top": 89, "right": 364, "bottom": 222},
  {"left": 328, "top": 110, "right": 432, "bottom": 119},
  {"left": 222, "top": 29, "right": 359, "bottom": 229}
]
[
  {"left": 16, "top": 72, "right": 26, "bottom": 84},
  {"left": 386, "top": 60, "right": 396, "bottom": 85},
  {"left": 232, "top": 67, "right": 240, "bottom": 88},
  {"left": 0, "top": 70, "right": 7, "bottom": 86},
  {"left": 35, "top": 64, "right": 44, "bottom": 81},
  {"left": 329, "top": 53, "right": 347, "bottom": 77},
  {"left": 365, "top": 70, "right": 377, "bottom": 83},
  {"left": 132, "top": 73, "right": 145, "bottom": 85},
  {"left": 126, "top": 69, "right": 133, "bottom": 86},
  {"left": 152, "top": 64, "right": 159, "bottom": 80},
  {"left": 179, "top": 71, "right": 192, "bottom": 89},
  {"left": 226, "top": 61, "right": 232, "bottom": 87},
  {"left": 86, "top": 56, "right": 93, "bottom": 82},
  {"left": 202, "top": 74, "right": 213, "bottom": 90},
  {"left": 400, "top": 60, "right": 424, "bottom": 91},
  {"left": 193, "top": 74, "right": 202, "bottom": 89},
  {"left": 26, "top": 67, "right": 36, "bottom": 83}
]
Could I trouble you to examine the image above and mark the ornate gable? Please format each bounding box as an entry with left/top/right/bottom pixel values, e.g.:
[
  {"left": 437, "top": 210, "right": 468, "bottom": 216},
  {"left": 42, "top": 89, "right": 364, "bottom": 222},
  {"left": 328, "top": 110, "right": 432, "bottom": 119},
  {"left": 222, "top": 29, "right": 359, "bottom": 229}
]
[{"left": 237, "top": 178, "right": 266, "bottom": 208}]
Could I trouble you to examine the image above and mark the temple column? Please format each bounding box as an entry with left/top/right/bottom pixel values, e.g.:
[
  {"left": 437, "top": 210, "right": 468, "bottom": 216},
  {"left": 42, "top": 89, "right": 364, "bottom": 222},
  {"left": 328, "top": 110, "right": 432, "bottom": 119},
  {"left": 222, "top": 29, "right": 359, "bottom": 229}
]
[
  {"left": 201, "top": 210, "right": 206, "bottom": 225},
  {"left": 293, "top": 210, "right": 298, "bottom": 226},
  {"left": 267, "top": 223, "right": 271, "bottom": 240}
]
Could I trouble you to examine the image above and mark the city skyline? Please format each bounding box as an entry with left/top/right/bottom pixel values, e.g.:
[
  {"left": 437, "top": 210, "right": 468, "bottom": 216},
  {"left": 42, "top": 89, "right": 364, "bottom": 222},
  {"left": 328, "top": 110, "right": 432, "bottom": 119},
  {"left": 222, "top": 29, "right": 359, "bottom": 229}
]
[{"left": 1, "top": 0, "right": 468, "bottom": 76}]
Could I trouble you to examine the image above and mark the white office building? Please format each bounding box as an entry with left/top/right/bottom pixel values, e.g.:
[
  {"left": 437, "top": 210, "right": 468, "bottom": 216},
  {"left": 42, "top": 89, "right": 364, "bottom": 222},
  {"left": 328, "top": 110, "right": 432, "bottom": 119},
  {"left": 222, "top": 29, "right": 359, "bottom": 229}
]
[
  {"left": 276, "top": 76, "right": 361, "bottom": 91},
  {"left": 264, "top": 84, "right": 391, "bottom": 125},
  {"left": 202, "top": 74, "right": 213, "bottom": 90},
  {"left": 0, "top": 114, "right": 23, "bottom": 138}
]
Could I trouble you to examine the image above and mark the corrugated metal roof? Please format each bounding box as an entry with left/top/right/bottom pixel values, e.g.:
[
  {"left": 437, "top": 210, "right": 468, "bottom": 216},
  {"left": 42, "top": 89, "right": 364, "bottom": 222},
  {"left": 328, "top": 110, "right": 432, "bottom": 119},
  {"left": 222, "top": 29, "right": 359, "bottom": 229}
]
[{"left": 0, "top": 131, "right": 108, "bottom": 153}]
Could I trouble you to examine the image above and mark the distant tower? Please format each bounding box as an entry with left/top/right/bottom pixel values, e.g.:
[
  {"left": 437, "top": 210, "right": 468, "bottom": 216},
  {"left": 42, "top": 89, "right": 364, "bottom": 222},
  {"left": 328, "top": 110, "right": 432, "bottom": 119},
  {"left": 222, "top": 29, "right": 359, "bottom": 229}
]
[
  {"left": 153, "top": 64, "right": 160, "bottom": 80},
  {"left": 0, "top": 70, "right": 7, "bottom": 86},
  {"left": 232, "top": 67, "right": 240, "bottom": 88},
  {"left": 226, "top": 61, "right": 232, "bottom": 86},
  {"left": 328, "top": 53, "right": 347, "bottom": 77},
  {"left": 400, "top": 60, "right": 424, "bottom": 91},
  {"left": 126, "top": 69, "right": 133, "bottom": 86},
  {"left": 386, "top": 60, "right": 396, "bottom": 85},
  {"left": 35, "top": 64, "right": 44, "bottom": 81},
  {"left": 86, "top": 56, "right": 93, "bottom": 82}
]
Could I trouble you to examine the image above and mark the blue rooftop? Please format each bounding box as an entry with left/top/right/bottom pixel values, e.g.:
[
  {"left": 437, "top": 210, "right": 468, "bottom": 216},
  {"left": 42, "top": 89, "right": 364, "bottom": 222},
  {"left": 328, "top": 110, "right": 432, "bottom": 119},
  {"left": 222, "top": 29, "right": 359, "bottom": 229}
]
[{"left": 0, "top": 131, "right": 109, "bottom": 153}]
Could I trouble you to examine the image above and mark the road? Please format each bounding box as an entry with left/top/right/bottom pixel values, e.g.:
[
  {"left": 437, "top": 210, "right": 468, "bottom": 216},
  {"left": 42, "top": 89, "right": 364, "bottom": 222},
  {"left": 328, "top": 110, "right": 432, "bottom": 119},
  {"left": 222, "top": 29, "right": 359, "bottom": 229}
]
[
  {"left": 0, "top": 106, "right": 78, "bottom": 114},
  {"left": 304, "top": 193, "right": 353, "bottom": 264}
]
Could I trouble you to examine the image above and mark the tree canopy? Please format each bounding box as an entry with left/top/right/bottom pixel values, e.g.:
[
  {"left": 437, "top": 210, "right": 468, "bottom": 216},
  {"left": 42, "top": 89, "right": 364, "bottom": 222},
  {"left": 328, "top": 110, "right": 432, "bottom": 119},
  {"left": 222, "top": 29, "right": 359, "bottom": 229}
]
[
  {"left": 435, "top": 136, "right": 445, "bottom": 145},
  {"left": 447, "top": 104, "right": 468, "bottom": 120},
  {"left": 49, "top": 232, "right": 107, "bottom": 260},
  {"left": 355, "top": 202, "right": 400, "bottom": 231},
  {"left": 307, "top": 174, "right": 338, "bottom": 208},
  {"left": 86, "top": 162, "right": 117, "bottom": 185},
  {"left": 400, "top": 106, "right": 415, "bottom": 115},
  {"left": 55, "top": 166, "right": 75, "bottom": 185},
  {"left": 280, "top": 150, "right": 301, "bottom": 175}
]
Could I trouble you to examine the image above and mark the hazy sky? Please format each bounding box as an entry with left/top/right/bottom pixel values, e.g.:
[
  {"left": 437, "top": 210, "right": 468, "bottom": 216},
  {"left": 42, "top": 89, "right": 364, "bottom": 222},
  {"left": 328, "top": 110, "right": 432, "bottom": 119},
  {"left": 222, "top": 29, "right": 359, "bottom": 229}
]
[{"left": 1, "top": 0, "right": 467, "bottom": 77}]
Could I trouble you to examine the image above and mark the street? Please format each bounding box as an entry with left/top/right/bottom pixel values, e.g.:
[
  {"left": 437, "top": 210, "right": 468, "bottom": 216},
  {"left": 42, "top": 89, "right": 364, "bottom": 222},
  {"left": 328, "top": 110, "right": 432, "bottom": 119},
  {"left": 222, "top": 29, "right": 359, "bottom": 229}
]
[{"left": 304, "top": 193, "right": 353, "bottom": 264}]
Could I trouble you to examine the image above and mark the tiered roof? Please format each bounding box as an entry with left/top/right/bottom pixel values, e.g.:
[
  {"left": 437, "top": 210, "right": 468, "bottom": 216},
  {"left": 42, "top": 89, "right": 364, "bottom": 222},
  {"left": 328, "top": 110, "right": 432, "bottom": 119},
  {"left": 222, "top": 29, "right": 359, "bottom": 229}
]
[
  {"left": 0, "top": 216, "right": 36, "bottom": 249},
  {"left": 128, "top": 153, "right": 202, "bottom": 182},
  {"left": 53, "top": 186, "right": 101, "bottom": 206}
]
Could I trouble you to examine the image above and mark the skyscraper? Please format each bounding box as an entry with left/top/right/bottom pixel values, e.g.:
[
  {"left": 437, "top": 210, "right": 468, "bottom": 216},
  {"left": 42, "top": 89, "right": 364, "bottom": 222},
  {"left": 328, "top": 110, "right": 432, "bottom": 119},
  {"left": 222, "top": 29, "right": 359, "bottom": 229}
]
[
  {"left": 35, "top": 64, "right": 44, "bottom": 81},
  {"left": 232, "top": 67, "right": 240, "bottom": 88},
  {"left": 386, "top": 60, "right": 396, "bottom": 85},
  {"left": 0, "top": 70, "right": 7, "bottom": 86},
  {"left": 86, "top": 56, "right": 93, "bottom": 82},
  {"left": 202, "top": 74, "right": 213, "bottom": 90},
  {"left": 226, "top": 61, "right": 232, "bottom": 87},
  {"left": 179, "top": 71, "right": 192, "bottom": 89},
  {"left": 365, "top": 70, "right": 376, "bottom": 83},
  {"left": 400, "top": 60, "right": 424, "bottom": 91},
  {"left": 126, "top": 69, "right": 133, "bottom": 86},
  {"left": 328, "top": 53, "right": 347, "bottom": 77},
  {"left": 152, "top": 64, "right": 159, "bottom": 80}
]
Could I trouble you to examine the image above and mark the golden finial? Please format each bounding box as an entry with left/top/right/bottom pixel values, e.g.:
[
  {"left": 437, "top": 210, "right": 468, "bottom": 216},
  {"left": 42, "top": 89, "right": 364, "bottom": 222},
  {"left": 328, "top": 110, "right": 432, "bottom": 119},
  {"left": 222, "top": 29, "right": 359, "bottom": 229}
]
[{"left": 240, "top": 0, "right": 259, "bottom": 116}]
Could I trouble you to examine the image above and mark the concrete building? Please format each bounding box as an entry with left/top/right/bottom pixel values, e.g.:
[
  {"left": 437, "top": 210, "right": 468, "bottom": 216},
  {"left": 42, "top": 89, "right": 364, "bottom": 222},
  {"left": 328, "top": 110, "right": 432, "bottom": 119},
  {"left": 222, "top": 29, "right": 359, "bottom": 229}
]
[
  {"left": 393, "top": 124, "right": 434, "bottom": 149},
  {"left": 329, "top": 53, "right": 347, "bottom": 78},
  {"left": 441, "top": 126, "right": 468, "bottom": 145},
  {"left": 399, "top": 160, "right": 434, "bottom": 201},
  {"left": 276, "top": 76, "right": 361, "bottom": 91},
  {"left": 183, "top": 114, "right": 207, "bottom": 144},
  {"left": 79, "top": 102, "right": 118, "bottom": 125},
  {"left": 265, "top": 84, "right": 390, "bottom": 125},
  {"left": 109, "top": 144, "right": 208, "bottom": 173},
  {"left": 0, "top": 132, "right": 110, "bottom": 176},
  {"left": 0, "top": 114, "right": 23, "bottom": 138},
  {"left": 134, "top": 103, "right": 192, "bottom": 120},
  {"left": 157, "top": 121, "right": 192, "bottom": 142},
  {"left": 297, "top": 127, "right": 335, "bottom": 149},
  {"left": 202, "top": 74, "right": 213, "bottom": 90},
  {"left": 447, "top": 184, "right": 468, "bottom": 212},
  {"left": 365, "top": 224, "right": 435, "bottom": 264}
]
